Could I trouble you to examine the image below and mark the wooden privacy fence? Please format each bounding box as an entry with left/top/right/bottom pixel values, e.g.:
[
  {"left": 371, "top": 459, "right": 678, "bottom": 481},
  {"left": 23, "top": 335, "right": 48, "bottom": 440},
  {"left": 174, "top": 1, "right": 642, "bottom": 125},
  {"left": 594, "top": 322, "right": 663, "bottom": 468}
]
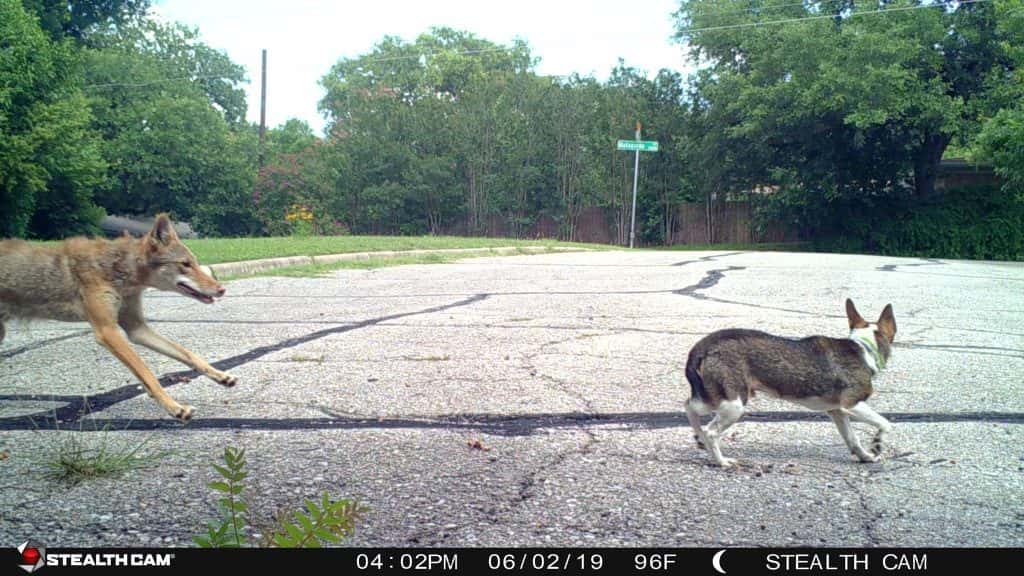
[
  {"left": 672, "top": 201, "right": 795, "bottom": 245},
  {"left": 445, "top": 201, "right": 796, "bottom": 246}
]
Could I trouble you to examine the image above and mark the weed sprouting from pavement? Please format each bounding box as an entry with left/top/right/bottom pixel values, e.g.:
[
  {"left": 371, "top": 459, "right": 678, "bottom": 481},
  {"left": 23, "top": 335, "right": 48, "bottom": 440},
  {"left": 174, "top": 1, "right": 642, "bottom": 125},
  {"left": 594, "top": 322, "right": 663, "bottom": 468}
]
[
  {"left": 34, "top": 411, "right": 169, "bottom": 485},
  {"left": 195, "top": 446, "right": 368, "bottom": 548}
]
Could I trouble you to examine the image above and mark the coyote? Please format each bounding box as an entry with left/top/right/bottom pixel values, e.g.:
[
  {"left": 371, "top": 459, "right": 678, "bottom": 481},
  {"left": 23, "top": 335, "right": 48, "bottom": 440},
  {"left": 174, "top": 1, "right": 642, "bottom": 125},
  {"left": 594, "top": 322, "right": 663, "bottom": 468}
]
[{"left": 0, "top": 215, "right": 236, "bottom": 421}]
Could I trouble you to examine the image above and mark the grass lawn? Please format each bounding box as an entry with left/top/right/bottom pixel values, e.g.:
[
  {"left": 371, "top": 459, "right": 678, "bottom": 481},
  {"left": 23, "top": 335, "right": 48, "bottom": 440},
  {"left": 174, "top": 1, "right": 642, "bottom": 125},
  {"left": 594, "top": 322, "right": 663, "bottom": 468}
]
[
  {"left": 255, "top": 251, "right": 517, "bottom": 278},
  {"left": 184, "top": 235, "right": 602, "bottom": 265}
]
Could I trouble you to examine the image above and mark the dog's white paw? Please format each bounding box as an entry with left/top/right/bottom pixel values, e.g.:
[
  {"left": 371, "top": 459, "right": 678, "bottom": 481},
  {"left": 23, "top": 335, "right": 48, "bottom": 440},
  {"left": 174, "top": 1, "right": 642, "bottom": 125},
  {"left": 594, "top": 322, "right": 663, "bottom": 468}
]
[
  {"left": 716, "top": 457, "right": 738, "bottom": 468},
  {"left": 870, "top": 438, "right": 885, "bottom": 457},
  {"left": 693, "top": 434, "right": 706, "bottom": 449},
  {"left": 857, "top": 453, "right": 880, "bottom": 463}
]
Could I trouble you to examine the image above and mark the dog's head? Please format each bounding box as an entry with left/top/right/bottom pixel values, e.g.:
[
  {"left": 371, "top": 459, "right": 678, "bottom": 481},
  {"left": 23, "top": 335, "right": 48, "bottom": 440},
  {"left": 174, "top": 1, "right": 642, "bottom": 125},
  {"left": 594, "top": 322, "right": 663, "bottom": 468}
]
[
  {"left": 846, "top": 298, "right": 896, "bottom": 365},
  {"left": 142, "top": 214, "right": 225, "bottom": 304}
]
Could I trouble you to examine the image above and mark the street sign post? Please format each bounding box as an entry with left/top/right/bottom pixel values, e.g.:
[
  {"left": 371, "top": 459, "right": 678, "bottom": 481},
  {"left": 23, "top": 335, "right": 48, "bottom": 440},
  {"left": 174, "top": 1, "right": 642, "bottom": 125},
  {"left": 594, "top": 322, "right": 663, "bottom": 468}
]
[
  {"left": 618, "top": 125, "right": 658, "bottom": 248},
  {"left": 616, "top": 140, "right": 659, "bottom": 152}
]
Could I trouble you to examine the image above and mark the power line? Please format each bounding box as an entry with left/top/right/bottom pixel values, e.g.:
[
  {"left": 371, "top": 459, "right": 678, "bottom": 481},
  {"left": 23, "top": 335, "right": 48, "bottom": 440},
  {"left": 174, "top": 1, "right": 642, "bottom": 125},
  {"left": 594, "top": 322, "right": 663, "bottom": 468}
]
[
  {"left": 681, "top": 0, "right": 847, "bottom": 19},
  {"left": 356, "top": 45, "right": 524, "bottom": 65},
  {"left": 81, "top": 47, "right": 525, "bottom": 89},
  {"left": 80, "top": 1, "right": 991, "bottom": 90},
  {"left": 676, "top": 0, "right": 989, "bottom": 35}
]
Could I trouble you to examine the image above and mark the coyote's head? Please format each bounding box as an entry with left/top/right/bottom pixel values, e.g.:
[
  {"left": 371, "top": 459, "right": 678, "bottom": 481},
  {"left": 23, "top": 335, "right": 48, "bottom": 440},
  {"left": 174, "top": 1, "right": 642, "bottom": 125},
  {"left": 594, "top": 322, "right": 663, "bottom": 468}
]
[{"left": 143, "top": 214, "right": 225, "bottom": 304}]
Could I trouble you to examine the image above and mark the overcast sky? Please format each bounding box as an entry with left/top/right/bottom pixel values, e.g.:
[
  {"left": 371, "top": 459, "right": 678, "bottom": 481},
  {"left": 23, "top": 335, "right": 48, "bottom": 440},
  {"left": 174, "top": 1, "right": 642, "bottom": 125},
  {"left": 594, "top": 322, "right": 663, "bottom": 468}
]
[{"left": 155, "top": 0, "right": 693, "bottom": 134}]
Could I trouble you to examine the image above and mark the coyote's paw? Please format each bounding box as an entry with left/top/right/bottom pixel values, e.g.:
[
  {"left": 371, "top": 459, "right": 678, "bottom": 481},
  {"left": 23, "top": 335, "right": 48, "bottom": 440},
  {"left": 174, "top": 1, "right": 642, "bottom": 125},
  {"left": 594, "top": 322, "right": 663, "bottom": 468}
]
[
  {"left": 174, "top": 405, "right": 196, "bottom": 422},
  {"left": 211, "top": 372, "right": 238, "bottom": 388}
]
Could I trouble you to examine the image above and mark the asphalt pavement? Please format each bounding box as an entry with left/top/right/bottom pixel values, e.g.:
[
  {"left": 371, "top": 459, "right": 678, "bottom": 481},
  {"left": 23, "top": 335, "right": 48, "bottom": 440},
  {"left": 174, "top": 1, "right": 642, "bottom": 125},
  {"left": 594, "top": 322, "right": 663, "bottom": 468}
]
[{"left": 1, "top": 250, "right": 1022, "bottom": 547}]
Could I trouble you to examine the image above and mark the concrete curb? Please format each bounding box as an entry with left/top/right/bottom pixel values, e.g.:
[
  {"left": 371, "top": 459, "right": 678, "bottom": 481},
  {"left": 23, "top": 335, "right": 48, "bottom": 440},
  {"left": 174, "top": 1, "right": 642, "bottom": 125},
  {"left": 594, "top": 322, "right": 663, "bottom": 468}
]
[{"left": 208, "top": 245, "right": 586, "bottom": 278}]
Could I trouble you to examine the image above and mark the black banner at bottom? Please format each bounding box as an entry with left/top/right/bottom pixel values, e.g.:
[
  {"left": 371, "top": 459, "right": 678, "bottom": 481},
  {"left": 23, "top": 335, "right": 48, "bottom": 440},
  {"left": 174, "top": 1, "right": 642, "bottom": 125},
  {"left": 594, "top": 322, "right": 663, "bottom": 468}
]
[{"left": 4, "top": 547, "right": 1018, "bottom": 575}]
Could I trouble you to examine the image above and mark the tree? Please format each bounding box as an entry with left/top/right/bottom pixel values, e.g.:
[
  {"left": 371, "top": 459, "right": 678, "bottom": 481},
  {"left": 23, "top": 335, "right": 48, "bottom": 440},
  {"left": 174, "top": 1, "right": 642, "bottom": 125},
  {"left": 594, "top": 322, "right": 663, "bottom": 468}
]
[
  {"left": 82, "top": 20, "right": 255, "bottom": 234},
  {"left": 674, "top": 0, "right": 1019, "bottom": 215},
  {"left": 977, "top": 0, "right": 1024, "bottom": 195},
  {"left": 1, "top": 0, "right": 106, "bottom": 238},
  {"left": 22, "top": 0, "right": 151, "bottom": 42}
]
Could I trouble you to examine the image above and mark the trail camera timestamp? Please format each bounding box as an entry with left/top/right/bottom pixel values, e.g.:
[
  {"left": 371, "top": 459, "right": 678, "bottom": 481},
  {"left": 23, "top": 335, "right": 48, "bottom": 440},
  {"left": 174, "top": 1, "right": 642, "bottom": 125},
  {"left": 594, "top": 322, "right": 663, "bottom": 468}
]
[{"left": 356, "top": 553, "right": 459, "bottom": 571}]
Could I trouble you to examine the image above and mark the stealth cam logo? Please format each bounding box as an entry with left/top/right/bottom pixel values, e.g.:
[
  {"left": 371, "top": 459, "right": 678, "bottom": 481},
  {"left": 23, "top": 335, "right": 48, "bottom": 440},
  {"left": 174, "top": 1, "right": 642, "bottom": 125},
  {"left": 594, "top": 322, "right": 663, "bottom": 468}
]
[{"left": 17, "top": 541, "right": 45, "bottom": 573}]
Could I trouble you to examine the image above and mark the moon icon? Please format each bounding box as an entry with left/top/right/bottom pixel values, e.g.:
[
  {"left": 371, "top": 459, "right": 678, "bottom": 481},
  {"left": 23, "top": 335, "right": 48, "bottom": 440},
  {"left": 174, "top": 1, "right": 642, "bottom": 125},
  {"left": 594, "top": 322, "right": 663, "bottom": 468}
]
[{"left": 712, "top": 549, "right": 727, "bottom": 574}]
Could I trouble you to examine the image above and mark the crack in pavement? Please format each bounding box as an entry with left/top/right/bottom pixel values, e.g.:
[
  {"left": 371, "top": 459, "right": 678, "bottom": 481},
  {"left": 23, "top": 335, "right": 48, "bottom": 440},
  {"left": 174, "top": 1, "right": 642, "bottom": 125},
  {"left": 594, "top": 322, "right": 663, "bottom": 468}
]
[
  {"left": 0, "top": 330, "right": 92, "bottom": 359},
  {"left": 895, "top": 342, "right": 1024, "bottom": 360},
  {"left": 511, "top": 430, "right": 597, "bottom": 515},
  {"left": 843, "top": 476, "right": 884, "bottom": 546},
  {"left": 671, "top": 252, "right": 744, "bottom": 267},
  {"left": 877, "top": 258, "right": 946, "bottom": 272},
  {"left": 3, "top": 410, "right": 1021, "bottom": 432},
  {"left": 673, "top": 266, "right": 746, "bottom": 298}
]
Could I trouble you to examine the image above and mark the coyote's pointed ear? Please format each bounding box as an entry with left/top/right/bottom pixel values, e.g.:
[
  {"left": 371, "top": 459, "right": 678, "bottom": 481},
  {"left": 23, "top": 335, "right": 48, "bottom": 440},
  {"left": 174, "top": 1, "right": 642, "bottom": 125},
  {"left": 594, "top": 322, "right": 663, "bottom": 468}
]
[
  {"left": 149, "top": 214, "right": 178, "bottom": 245},
  {"left": 846, "top": 298, "right": 869, "bottom": 330},
  {"left": 877, "top": 304, "right": 897, "bottom": 342}
]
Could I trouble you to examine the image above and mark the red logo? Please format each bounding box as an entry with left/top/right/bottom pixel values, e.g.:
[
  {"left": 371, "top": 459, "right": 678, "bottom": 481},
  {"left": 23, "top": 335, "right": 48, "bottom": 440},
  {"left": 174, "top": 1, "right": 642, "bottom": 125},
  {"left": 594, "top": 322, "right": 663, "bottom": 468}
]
[{"left": 17, "top": 541, "right": 45, "bottom": 573}]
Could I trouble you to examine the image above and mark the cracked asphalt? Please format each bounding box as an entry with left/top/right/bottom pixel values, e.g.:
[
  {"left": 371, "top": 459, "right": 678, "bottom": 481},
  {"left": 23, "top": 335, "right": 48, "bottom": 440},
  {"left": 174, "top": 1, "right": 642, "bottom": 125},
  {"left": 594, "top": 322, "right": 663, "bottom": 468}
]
[{"left": 1, "top": 250, "right": 1022, "bottom": 547}]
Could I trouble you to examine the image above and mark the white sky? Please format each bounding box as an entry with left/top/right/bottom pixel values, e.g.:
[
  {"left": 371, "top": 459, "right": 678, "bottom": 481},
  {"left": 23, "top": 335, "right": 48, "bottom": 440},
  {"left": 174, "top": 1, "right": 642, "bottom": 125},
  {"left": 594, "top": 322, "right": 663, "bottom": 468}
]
[{"left": 154, "top": 0, "right": 693, "bottom": 135}]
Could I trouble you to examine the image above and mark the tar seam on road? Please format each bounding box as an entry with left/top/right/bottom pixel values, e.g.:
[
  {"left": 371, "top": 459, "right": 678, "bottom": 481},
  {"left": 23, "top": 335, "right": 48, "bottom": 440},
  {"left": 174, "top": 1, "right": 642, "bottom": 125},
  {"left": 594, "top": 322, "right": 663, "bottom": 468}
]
[
  {"left": 0, "top": 330, "right": 92, "bottom": 359},
  {"left": 877, "top": 258, "right": 946, "bottom": 272},
  {"left": 671, "top": 252, "right": 744, "bottom": 267},
  {"left": 2, "top": 410, "right": 1020, "bottom": 434}
]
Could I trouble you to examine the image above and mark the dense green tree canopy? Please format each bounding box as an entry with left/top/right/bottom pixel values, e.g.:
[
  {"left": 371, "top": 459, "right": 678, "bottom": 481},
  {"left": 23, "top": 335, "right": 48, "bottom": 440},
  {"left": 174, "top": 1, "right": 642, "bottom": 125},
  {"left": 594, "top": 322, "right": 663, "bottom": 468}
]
[{"left": 1, "top": 0, "right": 106, "bottom": 238}]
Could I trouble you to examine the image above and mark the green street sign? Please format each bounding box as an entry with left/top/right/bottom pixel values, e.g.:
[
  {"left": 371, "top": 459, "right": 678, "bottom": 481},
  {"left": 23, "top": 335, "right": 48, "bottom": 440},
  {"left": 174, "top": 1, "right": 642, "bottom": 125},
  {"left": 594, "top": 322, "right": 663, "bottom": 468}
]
[{"left": 617, "top": 139, "right": 659, "bottom": 152}]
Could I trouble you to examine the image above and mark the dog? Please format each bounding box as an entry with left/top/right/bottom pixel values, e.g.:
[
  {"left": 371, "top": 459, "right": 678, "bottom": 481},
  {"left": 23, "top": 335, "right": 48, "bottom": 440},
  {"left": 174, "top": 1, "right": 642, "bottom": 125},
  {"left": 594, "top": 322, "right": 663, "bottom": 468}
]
[
  {"left": 0, "top": 214, "right": 236, "bottom": 421},
  {"left": 684, "top": 299, "right": 895, "bottom": 467}
]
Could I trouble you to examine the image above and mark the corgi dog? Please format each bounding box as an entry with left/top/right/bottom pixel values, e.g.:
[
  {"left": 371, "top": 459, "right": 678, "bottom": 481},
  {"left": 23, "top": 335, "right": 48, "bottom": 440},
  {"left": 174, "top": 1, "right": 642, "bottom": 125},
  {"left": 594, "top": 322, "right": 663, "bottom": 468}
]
[{"left": 684, "top": 299, "right": 895, "bottom": 467}]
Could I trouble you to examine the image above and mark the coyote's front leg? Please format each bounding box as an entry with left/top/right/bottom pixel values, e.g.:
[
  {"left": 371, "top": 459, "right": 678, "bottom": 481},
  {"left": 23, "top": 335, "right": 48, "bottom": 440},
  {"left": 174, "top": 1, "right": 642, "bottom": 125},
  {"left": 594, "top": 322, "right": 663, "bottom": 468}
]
[{"left": 86, "top": 294, "right": 194, "bottom": 421}]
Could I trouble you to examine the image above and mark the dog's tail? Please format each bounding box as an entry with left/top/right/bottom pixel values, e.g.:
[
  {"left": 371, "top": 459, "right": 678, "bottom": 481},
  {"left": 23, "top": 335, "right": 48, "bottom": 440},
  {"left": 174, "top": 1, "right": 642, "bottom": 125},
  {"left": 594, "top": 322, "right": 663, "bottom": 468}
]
[{"left": 685, "top": 344, "right": 709, "bottom": 404}]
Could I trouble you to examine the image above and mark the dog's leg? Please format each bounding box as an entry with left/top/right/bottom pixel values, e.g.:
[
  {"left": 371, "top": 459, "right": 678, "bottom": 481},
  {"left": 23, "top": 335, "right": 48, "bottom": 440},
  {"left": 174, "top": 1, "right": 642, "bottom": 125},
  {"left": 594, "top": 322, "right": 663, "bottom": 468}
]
[
  {"left": 827, "top": 409, "right": 876, "bottom": 462},
  {"left": 85, "top": 296, "right": 194, "bottom": 421},
  {"left": 844, "top": 402, "right": 892, "bottom": 457},
  {"left": 704, "top": 399, "right": 744, "bottom": 467},
  {"left": 118, "top": 300, "right": 237, "bottom": 387},
  {"left": 685, "top": 398, "right": 708, "bottom": 449},
  {"left": 0, "top": 320, "right": 5, "bottom": 344}
]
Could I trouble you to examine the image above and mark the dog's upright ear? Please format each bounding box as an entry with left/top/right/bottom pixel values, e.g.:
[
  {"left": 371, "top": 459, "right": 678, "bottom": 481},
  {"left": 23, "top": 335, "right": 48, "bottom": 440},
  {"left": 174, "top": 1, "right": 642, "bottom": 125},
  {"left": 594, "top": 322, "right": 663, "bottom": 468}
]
[
  {"left": 876, "top": 304, "right": 896, "bottom": 342},
  {"left": 845, "top": 298, "right": 870, "bottom": 330},
  {"left": 148, "top": 214, "right": 179, "bottom": 246}
]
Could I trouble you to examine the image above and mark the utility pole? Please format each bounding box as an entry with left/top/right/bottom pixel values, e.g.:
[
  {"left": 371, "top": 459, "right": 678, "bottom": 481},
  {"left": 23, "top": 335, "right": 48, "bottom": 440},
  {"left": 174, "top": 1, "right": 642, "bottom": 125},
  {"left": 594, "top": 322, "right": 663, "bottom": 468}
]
[
  {"left": 258, "top": 48, "right": 267, "bottom": 168},
  {"left": 629, "top": 121, "right": 641, "bottom": 248}
]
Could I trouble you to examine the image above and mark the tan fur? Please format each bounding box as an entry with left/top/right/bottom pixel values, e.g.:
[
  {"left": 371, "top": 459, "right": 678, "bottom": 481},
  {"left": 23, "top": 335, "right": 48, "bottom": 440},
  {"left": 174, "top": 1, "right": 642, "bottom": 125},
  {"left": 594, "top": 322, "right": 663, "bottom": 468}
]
[{"left": 0, "top": 215, "right": 236, "bottom": 421}]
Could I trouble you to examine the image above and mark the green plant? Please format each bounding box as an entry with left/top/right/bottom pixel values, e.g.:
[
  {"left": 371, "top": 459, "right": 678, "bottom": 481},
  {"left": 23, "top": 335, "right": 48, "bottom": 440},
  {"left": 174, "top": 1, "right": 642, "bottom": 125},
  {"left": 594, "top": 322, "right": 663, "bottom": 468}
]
[
  {"left": 193, "top": 447, "right": 250, "bottom": 548},
  {"left": 194, "top": 446, "right": 367, "bottom": 548},
  {"left": 42, "top": 430, "right": 167, "bottom": 485},
  {"left": 271, "top": 494, "right": 364, "bottom": 548}
]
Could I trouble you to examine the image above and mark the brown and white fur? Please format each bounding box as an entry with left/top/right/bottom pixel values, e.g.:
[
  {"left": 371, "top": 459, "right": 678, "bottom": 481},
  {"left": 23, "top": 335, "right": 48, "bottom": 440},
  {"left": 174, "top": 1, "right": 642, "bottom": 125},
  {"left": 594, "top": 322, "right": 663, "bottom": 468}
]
[
  {"left": 0, "top": 214, "right": 236, "bottom": 421},
  {"left": 684, "top": 299, "right": 896, "bottom": 467}
]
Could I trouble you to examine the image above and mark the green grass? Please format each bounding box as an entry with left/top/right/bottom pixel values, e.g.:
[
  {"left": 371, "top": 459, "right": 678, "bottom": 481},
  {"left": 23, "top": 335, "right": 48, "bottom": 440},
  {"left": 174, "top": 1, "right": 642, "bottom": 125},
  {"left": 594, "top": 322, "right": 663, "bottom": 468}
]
[
  {"left": 184, "top": 235, "right": 600, "bottom": 265},
  {"left": 224, "top": 247, "right": 568, "bottom": 279},
  {"left": 41, "top": 429, "right": 169, "bottom": 485}
]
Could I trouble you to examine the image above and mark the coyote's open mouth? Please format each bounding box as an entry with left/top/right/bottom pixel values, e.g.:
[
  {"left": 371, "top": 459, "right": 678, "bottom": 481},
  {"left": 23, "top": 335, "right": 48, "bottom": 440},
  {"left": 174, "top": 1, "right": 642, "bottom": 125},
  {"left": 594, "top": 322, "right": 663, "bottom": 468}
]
[{"left": 177, "top": 282, "right": 215, "bottom": 304}]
